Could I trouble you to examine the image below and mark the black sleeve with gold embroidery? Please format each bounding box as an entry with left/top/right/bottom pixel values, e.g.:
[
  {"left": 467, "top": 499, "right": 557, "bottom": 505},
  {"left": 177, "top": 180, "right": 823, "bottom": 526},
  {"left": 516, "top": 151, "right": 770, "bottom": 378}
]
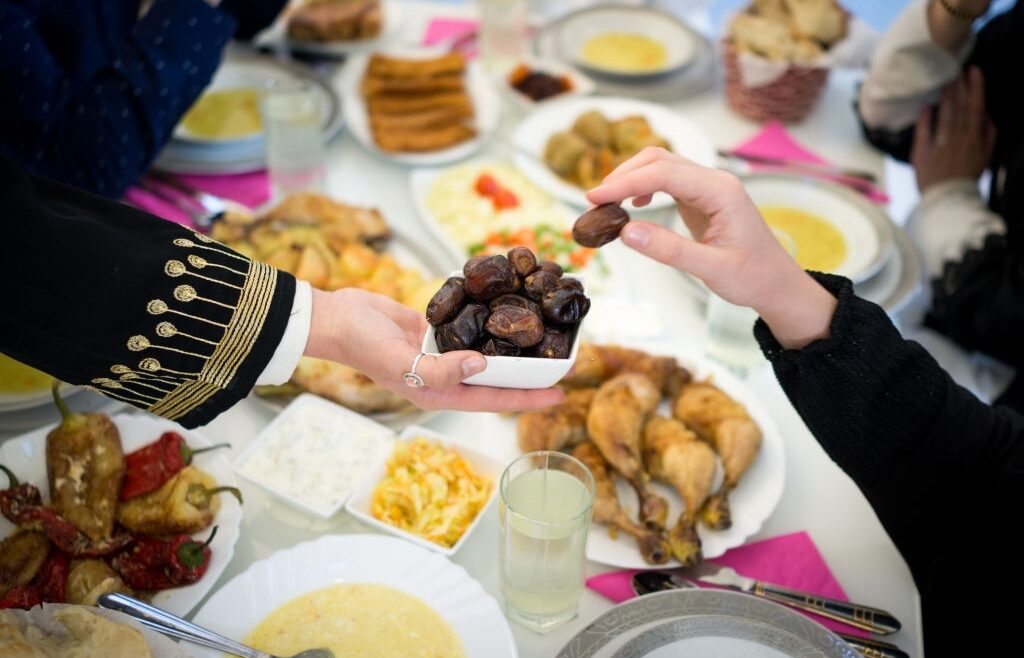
[{"left": 0, "top": 155, "right": 296, "bottom": 427}]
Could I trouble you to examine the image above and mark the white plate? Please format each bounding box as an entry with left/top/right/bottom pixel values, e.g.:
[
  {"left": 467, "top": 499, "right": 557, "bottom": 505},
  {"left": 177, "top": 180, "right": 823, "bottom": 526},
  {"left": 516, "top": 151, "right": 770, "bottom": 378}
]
[
  {"left": 743, "top": 173, "right": 895, "bottom": 284},
  {"left": 512, "top": 96, "right": 716, "bottom": 209},
  {"left": 187, "top": 534, "right": 518, "bottom": 658},
  {"left": 277, "top": 1, "right": 404, "bottom": 58},
  {"left": 495, "top": 56, "right": 595, "bottom": 112},
  {"left": 154, "top": 49, "right": 343, "bottom": 175},
  {"left": 557, "top": 589, "right": 858, "bottom": 658},
  {"left": 0, "top": 388, "right": 123, "bottom": 436},
  {"left": 339, "top": 49, "right": 502, "bottom": 166},
  {"left": 345, "top": 425, "right": 502, "bottom": 556},
  {"left": 477, "top": 341, "right": 785, "bottom": 569},
  {"left": 854, "top": 224, "right": 923, "bottom": 316},
  {"left": 555, "top": 5, "right": 700, "bottom": 80},
  {"left": 0, "top": 414, "right": 242, "bottom": 616},
  {"left": 0, "top": 380, "right": 72, "bottom": 414}
]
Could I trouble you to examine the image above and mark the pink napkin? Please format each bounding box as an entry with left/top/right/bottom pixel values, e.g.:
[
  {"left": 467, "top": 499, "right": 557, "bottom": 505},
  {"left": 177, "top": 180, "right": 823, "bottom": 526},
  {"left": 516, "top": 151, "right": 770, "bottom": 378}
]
[
  {"left": 733, "top": 122, "right": 889, "bottom": 204},
  {"left": 124, "top": 171, "right": 271, "bottom": 228},
  {"left": 585, "top": 531, "right": 870, "bottom": 638},
  {"left": 422, "top": 18, "right": 478, "bottom": 58}
]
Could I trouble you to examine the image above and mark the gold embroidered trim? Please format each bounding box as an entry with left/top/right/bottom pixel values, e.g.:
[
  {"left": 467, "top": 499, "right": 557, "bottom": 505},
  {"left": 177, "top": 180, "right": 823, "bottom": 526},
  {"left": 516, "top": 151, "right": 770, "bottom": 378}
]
[{"left": 97, "top": 234, "right": 280, "bottom": 421}]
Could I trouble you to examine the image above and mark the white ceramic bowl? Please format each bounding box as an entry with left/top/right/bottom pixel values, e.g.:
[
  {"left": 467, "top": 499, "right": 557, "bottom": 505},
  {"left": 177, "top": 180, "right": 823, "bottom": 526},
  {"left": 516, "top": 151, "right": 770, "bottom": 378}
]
[
  {"left": 497, "top": 56, "right": 595, "bottom": 112},
  {"left": 233, "top": 393, "right": 395, "bottom": 519},
  {"left": 421, "top": 271, "right": 588, "bottom": 389},
  {"left": 556, "top": 5, "right": 700, "bottom": 80},
  {"left": 344, "top": 426, "right": 502, "bottom": 557}
]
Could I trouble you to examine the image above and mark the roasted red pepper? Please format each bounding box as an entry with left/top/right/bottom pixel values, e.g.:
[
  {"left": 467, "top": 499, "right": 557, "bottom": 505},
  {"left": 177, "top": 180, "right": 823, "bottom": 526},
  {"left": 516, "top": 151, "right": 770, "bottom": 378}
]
[
  {"left": 113, "top": 526, "right": 217, "bottom": 591},
  {"left": 0, "top": 465, "right": 131, "bottom": 557},
  {"left": 120, "top": 432, "right": 230, "bottom": 501},
  {"left": 0, "top": 551, "right": 70, "bottom": 609}
]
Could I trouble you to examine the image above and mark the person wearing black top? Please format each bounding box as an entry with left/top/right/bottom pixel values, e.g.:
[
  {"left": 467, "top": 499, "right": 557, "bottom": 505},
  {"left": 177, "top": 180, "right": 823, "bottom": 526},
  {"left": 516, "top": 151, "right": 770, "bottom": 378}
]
[
  {"left": 0, "top": 154, "right": 562, "bottom": 425},
  {"left": 0, "top": 0, "right": 287, "bottom": 198},
  {"left": 857, "top": 0, "right": 1024, "bottom": 410},
  {"left": 590, "top": 147, "right": 1023, "bottom": 654}
]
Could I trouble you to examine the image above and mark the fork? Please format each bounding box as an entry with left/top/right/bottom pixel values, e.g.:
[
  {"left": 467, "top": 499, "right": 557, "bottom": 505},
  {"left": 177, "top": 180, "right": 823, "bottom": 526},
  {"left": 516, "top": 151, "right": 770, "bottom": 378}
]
[
  {"left": 98, "top": 593, "right": 334, "bottom": 658},
  {"left": 140, "top": 171, "right": 252, "bottom": 229}
]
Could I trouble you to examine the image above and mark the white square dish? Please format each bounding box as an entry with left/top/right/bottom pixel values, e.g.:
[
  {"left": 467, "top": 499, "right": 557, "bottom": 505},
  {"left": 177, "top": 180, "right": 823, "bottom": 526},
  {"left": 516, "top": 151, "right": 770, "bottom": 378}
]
[
  {"left": 233, "top": 393, "right": 395, "bottom": 519},
  {"left": 344, "top": 425, "right": 503, "bottom": 556},
  {"left": 497, "top": 56, "right": 595, "bottom": 111},
  {"left": 421, "top": 271, "right": 588, "bottom": 389}
]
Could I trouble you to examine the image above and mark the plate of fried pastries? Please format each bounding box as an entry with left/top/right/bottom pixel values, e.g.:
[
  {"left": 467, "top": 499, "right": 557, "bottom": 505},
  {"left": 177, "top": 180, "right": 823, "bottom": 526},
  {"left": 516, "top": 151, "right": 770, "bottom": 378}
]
[
  {"left": 340, "top": 50, "right": 502, "bottom": 165},
  {"left": 481, "top": 341, "right": 784, "bottom": 570},
  {"left": 256, "top": 0, "right": 405, "bottom": 58},
  {"left": 513, "top": 96, "right": 715, "bottom": 209}
]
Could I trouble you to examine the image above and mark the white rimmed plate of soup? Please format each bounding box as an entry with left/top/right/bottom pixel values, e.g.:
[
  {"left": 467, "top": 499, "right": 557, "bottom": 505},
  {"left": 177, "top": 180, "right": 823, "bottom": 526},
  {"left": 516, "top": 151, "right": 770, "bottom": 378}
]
[
  {"left": 188, "top": 534, "right": 517, "bottom": 658},
  {"left": 743, "top": 173, "right": 894, "bottom": 283}
]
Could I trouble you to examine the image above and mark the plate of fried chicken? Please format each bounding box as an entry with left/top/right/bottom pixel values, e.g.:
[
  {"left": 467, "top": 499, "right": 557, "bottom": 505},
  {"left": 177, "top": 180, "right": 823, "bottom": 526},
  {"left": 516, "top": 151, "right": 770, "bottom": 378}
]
[{"left": 499, "top": 342, "right": 784, "bottom": 569}]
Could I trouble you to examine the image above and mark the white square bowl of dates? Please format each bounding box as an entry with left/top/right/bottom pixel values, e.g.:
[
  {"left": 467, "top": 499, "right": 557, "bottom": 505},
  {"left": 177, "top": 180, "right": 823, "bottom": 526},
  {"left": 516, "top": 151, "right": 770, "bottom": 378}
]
[{"left": 421, "top": 267, "right": 588, "bottom": 390}]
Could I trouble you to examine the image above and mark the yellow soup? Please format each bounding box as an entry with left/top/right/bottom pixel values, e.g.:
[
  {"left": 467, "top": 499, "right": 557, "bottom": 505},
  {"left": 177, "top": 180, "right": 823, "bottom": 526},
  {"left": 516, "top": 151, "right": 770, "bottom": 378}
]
[
  {"left": 760, "top": 205, "right": 847, "bottom": 273},
  {"left": 181, "top": 88, "right": 262, "bottom": 140},
  {"left": 581, "top": 33, "right": 668, "bottom": 74},
  {"left": 244, "top": 584, "right": 465, "bottom": 658},
  {"left": 0, "top": 353, "right": 52, "bottom": 394}
]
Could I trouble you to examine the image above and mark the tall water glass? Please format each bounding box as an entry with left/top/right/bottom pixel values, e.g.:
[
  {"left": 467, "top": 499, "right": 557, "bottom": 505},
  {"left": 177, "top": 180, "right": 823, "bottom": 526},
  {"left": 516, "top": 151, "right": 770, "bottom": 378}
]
[
  {"left": 475, "top": 0, "right": 529, "bottom": 71},
  {"left": 499, "top": 451, "right": 595, "bottom": 634},
  {"left": 261, "top": 80, "right": 326, "bottom": 200}
]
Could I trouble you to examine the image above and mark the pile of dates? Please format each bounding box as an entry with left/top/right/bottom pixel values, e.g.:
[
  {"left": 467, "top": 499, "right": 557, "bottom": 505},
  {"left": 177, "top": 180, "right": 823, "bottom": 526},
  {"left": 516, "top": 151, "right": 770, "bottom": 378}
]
[{"left": 426, "top": 247, "right": 590, "bottom": 359}]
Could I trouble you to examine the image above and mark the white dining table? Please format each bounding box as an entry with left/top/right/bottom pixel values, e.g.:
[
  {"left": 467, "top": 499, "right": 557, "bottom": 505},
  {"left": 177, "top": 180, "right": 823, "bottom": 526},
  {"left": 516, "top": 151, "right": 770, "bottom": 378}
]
[
  {"left": 168, "top": 2, "right": 926, "bottom": 657},
  {"left": 0, "top": 1, "right": 923, "bottom": 655}
]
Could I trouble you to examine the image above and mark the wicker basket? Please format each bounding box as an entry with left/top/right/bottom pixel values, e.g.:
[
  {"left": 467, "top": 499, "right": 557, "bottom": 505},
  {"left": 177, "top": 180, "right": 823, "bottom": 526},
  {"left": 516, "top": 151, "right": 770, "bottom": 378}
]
[{"left": 722, "top": 41, "right": 830, "bottom": 124}]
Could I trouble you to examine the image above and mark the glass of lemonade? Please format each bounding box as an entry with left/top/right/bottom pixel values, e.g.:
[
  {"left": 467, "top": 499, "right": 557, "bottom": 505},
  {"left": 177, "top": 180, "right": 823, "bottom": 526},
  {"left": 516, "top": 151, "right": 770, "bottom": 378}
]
[
  {"left": 499, "top": 451, "right": 595, "bottom": 634},
  {"left": 260, "top": 80, "right": 326, "bottom": 200}
]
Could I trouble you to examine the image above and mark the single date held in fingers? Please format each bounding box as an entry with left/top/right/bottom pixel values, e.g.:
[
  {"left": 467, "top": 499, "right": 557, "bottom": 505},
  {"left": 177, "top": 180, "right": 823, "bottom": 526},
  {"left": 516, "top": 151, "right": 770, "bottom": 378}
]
[{"left": 573, "top": 203, "right": 631, "bottom": 248}]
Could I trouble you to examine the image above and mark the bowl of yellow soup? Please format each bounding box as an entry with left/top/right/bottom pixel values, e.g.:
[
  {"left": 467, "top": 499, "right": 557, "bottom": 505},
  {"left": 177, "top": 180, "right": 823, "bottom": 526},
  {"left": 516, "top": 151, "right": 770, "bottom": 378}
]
[
  {"left": 177, "top": 87, "right": 264, "bottom": 143},
  {"left": 744, "top": 173, "right": 894, "bottom": 283},
  {"left": 555, "top": 6, "right": 700, "bottom": 80},
  {"left": 0, "top": 354, "right": 61, "bottom": 412}
]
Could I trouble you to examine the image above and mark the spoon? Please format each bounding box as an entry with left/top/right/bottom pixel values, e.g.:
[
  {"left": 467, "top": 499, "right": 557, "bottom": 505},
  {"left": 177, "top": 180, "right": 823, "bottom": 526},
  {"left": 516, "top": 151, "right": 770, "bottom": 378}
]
[{"left": 98, "top": 593, "right": 334, "bottom": 658}]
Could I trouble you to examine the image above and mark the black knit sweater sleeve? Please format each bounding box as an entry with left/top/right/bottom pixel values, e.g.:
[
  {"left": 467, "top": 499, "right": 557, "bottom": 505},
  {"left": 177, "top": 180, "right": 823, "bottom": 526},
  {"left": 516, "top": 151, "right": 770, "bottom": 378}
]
[{"left": 754, "top": 273, "right": 1024, "bottom": 651}]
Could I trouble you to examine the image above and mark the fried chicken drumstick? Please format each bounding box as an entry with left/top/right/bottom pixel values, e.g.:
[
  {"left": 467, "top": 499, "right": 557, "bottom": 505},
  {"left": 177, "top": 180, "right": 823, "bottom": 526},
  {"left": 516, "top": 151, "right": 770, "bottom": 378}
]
[
  {"left": 673, "top": 381, "right": 762, "bottom": 530},
  {"left": 571, "top": 441, "right": 670, "bottom": 565},
  {"left": 517, "top": 388, "right": 596, "bottom": 454},
  {"left": 563, "top": 344, "right": 691, "bottom": 398},
  {"left": 587, "top": 374, "right": 668, "bottom": 530},
  {"left": 642, "top": 416, "right": 717, "bottom": 565}
]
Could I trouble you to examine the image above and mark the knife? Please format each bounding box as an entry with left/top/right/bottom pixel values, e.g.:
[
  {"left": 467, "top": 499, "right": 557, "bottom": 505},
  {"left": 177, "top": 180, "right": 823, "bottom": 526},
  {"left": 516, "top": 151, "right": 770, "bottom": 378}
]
[{"left": 632, "top": 572, "right": 909, "bottom": 658}]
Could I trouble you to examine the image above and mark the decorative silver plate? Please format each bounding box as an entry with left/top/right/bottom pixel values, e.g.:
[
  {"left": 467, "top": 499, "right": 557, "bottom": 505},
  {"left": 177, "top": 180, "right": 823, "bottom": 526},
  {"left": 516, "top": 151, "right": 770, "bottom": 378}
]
[{"left": 557, "top": 589, "right": 860, "bottom": 658}]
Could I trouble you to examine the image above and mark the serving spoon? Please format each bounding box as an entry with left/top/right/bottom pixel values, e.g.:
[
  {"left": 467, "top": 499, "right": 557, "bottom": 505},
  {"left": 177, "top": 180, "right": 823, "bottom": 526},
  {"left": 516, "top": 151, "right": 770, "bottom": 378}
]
[{"left": 98, "top": 593, "right": 334, "bottom": 658}]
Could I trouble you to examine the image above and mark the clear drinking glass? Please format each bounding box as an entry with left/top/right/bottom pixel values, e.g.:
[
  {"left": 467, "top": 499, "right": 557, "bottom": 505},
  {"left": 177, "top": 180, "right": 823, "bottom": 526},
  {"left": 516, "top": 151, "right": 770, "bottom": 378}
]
[
  {"left": 704, "top": 228, "right": 798, "bottom": 377},
  {"left": 475, "top": 0, "right": 529, "bottom": 71},
  {"left": 499, "top": 451, "right": 595, "bottom": 634},
  {"left": 260, "top": 80, "right": 326, "bottom": 200}
]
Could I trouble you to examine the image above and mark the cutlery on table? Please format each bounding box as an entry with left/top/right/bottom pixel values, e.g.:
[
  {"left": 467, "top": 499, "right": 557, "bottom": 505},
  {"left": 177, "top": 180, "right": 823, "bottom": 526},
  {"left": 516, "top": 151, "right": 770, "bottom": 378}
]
[
  {"left": 140, "top": 170, "right": 252, "bottom": 229},
  {"left": 716, "top": 148, "right": 878, "bottom": 183},
  {"left": 98, "top": 593, "right": 334, "bottom": 658},
  {"left": 134, "top": 177, "right": 220, "bottom": 229},
  {"left": 631, "top": 572, "right": 909, "bottom": 658}
]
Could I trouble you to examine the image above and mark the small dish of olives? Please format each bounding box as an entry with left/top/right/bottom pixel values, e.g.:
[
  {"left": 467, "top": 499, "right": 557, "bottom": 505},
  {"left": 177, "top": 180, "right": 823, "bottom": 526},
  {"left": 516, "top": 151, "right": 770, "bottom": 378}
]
[{"left": 421, "top": 247, "right": 591, "bottom": 389}]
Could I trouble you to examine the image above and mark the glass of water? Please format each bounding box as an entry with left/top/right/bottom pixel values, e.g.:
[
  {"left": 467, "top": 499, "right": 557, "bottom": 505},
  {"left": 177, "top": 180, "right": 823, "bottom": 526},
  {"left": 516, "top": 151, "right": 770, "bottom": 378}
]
[
  {"left": 261, "top": 80, "right": 326, "bottom": 200},
  {"left": 499, "top": 451, "right": 595, "bottom": 634},
  {"left": 475, "top": 0, "right": 529, "bottom": 71}
]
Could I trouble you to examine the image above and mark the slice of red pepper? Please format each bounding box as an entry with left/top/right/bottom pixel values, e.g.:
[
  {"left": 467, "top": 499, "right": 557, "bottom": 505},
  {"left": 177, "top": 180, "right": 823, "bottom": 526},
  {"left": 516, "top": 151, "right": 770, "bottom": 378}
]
[
  {"left": 0, "top": 584, "right": 42, "bottom": 610},
  {"left": 120, "top": 432, "right": 230, "bottom": 501},
  {"left": 113, "top": 526, "right": 217, "bottom": 591}
]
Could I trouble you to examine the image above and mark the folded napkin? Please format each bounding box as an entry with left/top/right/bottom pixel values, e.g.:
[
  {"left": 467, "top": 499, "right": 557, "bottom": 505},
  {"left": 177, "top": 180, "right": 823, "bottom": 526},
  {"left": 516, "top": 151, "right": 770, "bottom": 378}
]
[
  {"left": 422, "top": 18, "right": 478, "bottom": 57},
  {"left": 124, "top": 171, "right": 271, "bottom": 229},
  {"left": 733, "top": 122, "right": 889, "bottom": 204},
  {"left": 585, "top": 531, "right": 870, "bottom": 638}
]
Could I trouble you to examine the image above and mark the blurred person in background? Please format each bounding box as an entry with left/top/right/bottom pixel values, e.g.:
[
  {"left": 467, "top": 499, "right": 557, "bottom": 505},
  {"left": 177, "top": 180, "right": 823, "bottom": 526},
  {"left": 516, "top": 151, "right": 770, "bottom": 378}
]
[
  {"left": 589, "top": 146, "right": 1023, "bottom": 654},
  {"left": 0, "top": 0, "right": 287, "bottom": 198},
  {"left": 857, "top": 0, "right": 1024, "bottom": 409}
]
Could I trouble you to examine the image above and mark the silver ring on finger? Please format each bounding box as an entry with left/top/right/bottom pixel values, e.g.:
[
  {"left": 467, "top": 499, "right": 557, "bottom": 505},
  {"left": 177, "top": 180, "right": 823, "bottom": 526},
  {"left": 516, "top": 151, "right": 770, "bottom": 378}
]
[{"left": 403, "top": 352, "right": 428, "bottom": 388}]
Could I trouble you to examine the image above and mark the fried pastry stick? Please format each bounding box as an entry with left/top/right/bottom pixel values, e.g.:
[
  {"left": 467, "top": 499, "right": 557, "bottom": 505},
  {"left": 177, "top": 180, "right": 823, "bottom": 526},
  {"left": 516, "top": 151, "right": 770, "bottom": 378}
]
[
  {"left": 369, "top": 104, "right": 475, "bottom": 132},
  {"left": 373, "top": 123, "right": 477, "bottom": 153},
  {"left": 367, "top": 91, "right": 474, "bottom": 115},
  {"left": 642, "top": 416, "right": 717, "bottom": 565},
  {"left": 587, "top": 374, "right": 669, "bottom": 530},
  {"left": 673, "top": 381, "right": 762, "bottom": 530},
  {"left": 517, "top": 388, "right": 596, "bottom": 454},
  {"left": 572, "top": 441, "right": 670, "bottom": 565},
  {"left": 361, "top": 74, "right": 466, "bottom": 97},
  {"left": 367, "top": 52, "right": 467, "bottom": 79},
  {"left": 563, "top": 344, "right": 691, "bottom": 398}
]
